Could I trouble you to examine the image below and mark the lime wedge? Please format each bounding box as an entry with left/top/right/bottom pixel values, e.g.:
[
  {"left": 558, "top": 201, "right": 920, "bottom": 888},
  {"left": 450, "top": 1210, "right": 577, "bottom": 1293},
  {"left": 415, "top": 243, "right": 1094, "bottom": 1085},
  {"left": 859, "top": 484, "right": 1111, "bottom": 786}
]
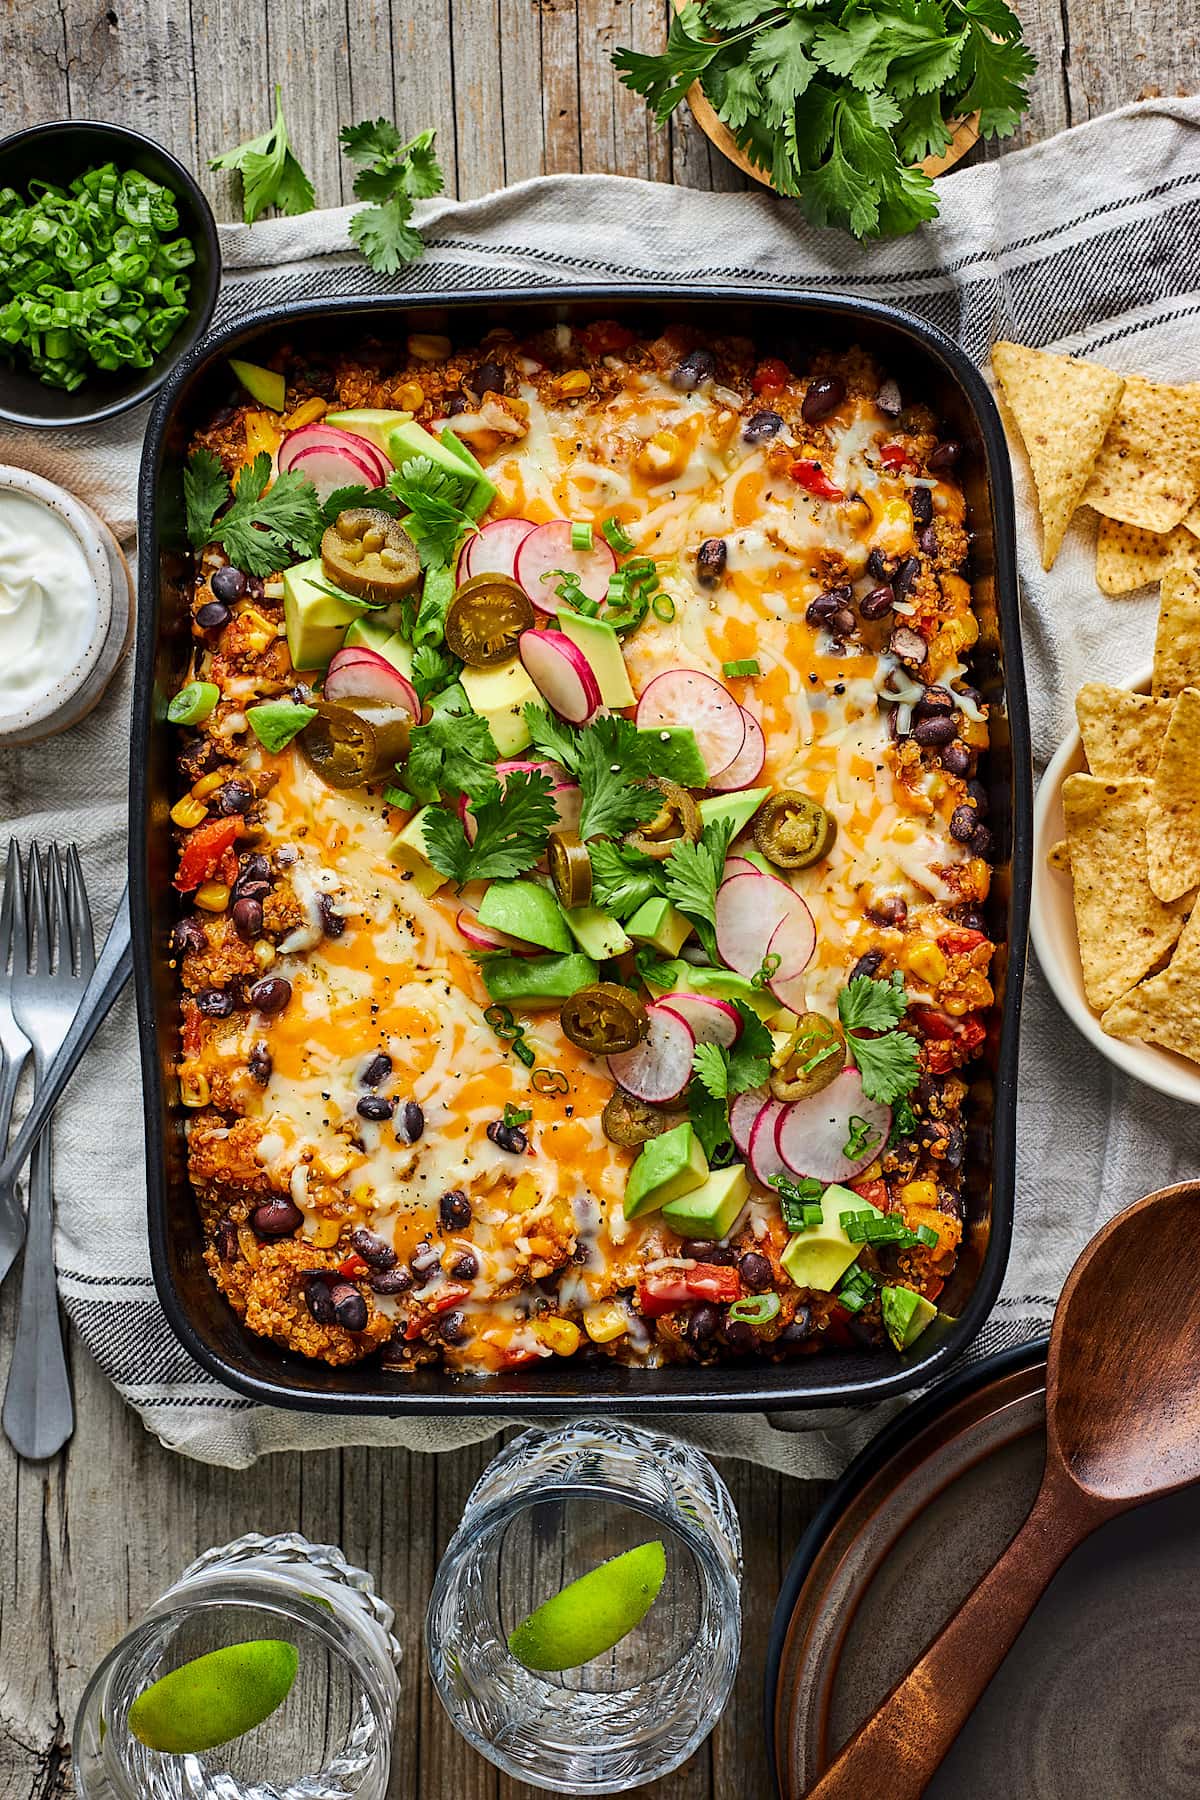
[
  {"left": 127, "top": 1639, "right": 300, "bottom": 1754},
  {"left": 507, "top": 1540, "right": 667, "bottom": 1672}
]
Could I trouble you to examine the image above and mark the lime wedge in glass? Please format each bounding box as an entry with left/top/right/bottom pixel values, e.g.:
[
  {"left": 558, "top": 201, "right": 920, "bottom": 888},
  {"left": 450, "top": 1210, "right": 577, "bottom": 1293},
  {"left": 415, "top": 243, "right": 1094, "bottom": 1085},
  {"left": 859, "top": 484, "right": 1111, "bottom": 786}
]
[
  {"left": 507, "top": 1540, "right": 667, "bottom": 1671},
  {"left": 127, "top": 1639, "right": 300, "bottom": 1753}
]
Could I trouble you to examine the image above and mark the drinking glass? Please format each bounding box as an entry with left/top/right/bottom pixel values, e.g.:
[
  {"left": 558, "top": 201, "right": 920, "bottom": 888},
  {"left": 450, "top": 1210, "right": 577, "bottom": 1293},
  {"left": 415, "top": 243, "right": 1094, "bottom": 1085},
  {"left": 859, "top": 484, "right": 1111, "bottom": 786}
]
[
  {"left": 426, "top": 1419, "right": 742, "bottom": 1794},
  {"left": 72, "top": 1531, "right": 401, "bottom": 1800}
]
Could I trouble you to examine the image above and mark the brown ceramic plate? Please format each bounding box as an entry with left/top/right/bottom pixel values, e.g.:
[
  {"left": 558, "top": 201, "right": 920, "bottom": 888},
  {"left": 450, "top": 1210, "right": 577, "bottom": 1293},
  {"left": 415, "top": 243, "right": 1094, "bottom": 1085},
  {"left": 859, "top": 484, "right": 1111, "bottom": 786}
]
[{"left": 768, "top": 1340, "right": 1200, "bottom": 1798}]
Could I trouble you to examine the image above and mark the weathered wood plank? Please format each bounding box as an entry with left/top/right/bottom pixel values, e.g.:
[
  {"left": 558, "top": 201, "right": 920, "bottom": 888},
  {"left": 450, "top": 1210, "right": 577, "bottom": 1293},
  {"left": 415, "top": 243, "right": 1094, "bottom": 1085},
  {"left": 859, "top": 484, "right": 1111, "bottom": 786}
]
[
  {"left": 450, "top": 0, "right": 508, "bottom": 198},
  {"left": 539, "top": 0, "right": 584, "bottom": 176},
  {"left": 392, "top": 0, "right": 461, "bottom": 198},
  {"left": 0, "top": 0, "right": 69, "bottom": 128},
  {"left": 498, "top": 0, "right": 548, "bottom": 185},
  {"left": 186, "top": 0, "right": 270, "bottom": 220},
  {"left": 265, "top": 0, "right": 356, "bottom": 207}
]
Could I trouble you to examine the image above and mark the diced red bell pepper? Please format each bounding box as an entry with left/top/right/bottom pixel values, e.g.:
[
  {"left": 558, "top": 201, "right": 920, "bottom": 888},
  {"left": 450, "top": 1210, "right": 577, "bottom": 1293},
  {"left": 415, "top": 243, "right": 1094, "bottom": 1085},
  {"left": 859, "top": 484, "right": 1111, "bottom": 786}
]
[
  {"left": 939, "top": 927, "right": 988, "bottom": 955},
  {"left": 909, "top": 1005, "right": 958, "bottom": 1040},
  {"left": 430, "top": 1283, "right": 471, "bottom": 1315},
  {"left": 581, "top": 320, "right": 635, "bottom": 355},
  {"left": 496, "top": 1344, "right": 539, "bottom": 1368},
  {"left": 752, "top": 357, "right": 790, "bottom": 395},
  {"left": 338, "top": 1253, "right": 369, "bottom": 1279},
  {"left": 790, "top": 459, "right": 845, "bottom": 503},
  {"left": 637, "top": 1267, "right": 742, "bottom": 1318},
  {"left": 849, "top": 1177, "right": 889, "bottom": 1211},
  {"left": 924, "top": 1043, "right": 957, "bottom": 1075},
  {"left": 822, "top": 1302, "right": 856, "bottom": 1347},
  {"left": 879, "top": 441, "right": 913, "bottom": 471},
  {"left": 173, "top": 817, "right": 239, "bottom": 892},
  {"left": 959, "top": 1017, "right": 987, "bottom": 1053}
]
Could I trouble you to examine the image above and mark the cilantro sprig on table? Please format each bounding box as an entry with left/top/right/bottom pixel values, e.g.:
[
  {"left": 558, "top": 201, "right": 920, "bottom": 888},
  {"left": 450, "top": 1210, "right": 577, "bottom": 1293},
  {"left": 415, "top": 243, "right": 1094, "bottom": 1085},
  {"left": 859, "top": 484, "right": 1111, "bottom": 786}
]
[
  {"left": 837, "top": 969, "right": 921, "bottom": 1105},
  {"left": 210, "top": 86, "right": 315, "bottom": 225},
  {"left": 613, "top": 0, "right": 1035, "bottom": 240},
  {"left": 183, "top": 449, "right": 324, "bottom": 576},
  {"left": 341, "top": 122, "right": 446, "bottom": 274}
]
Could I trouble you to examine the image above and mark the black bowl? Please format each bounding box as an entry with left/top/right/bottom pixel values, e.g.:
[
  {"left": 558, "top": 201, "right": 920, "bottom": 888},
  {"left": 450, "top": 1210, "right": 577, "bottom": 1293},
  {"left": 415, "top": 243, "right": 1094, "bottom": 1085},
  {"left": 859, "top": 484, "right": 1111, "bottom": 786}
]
[{"left": 0, "top": 120, "right": 220, "bottom": 429}]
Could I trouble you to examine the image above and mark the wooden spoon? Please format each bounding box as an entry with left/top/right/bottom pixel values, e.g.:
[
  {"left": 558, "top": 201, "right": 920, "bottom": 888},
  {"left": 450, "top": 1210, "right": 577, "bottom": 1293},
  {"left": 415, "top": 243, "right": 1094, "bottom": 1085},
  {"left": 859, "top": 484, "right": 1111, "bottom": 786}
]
[{"left": 801, "top": 1180, "right": 1200, "bottom": 1800}]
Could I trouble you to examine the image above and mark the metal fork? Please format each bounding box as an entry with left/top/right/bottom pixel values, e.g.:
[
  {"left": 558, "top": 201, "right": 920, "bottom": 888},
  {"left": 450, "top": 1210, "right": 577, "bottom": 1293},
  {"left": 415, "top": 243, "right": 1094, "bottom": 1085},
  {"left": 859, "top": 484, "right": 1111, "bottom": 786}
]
[
  {"left": 2, "top": 843, "right": 95, "bottom": 1461},
  {"left": 0, "top": 845, "right": 32, "bottom": 1259}
]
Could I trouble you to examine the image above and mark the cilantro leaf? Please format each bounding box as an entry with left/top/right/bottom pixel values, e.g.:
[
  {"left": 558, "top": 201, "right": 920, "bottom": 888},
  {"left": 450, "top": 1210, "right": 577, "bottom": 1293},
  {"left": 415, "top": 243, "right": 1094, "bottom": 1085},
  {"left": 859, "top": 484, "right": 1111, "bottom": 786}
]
[
  {"left": 686, "top": 1081, "right": 737, "bottom": 1167},
  {"left": 523, "top": 703, "right": 582, "bottom": 775},
  {"left": 662, "top": 813, "right": 737, "bottom": 962},
  {"left": 210, "top": 86, "right": 315, "bottom": 225},
  {"left": 813, "top": 0, "right": 962, "bottom": 99},
  {"left": 423, "top": 769, "right": 557, "bottom": 884},
  {"left": 349, "top": 199, "right": 425, "bottom": 275},
  {"left": 183, "top": 449, "right": 228, "bottom": 550},
  {"left": 706, "top": 56, "right": 763, "bottom": 131},
  {"left": 725, "top": 1001, "right": 773, "bottom": 1093},
  {"left": 320, "top": 483, "right": 403, "bottom": 528},
  {"left": 413, "top": 563, "right": 455, "bottom": 646},
  {"left": 403, "top": 708, "right": 501, "bottom": 807},
  {"left": 692, "top": 1040, "right": 730, "bottom": 1099},
  {"left": 576, "top": 717, "right": 661, "bottom": 841},
  {"left": 387, "top": 455, "right": 476, "bottom": 569},
  {"left": 411, "top": 643, "right": 461, "bottom": 703},
  {"left": 341, "top": 122, "right": 445, "bottom": 273},
  {"left": 747, "top": 17, "right": 817, "bottom": 125},
  {"left": 210, "top": 453, "right": 325, "bottom": 577},
  {"left": 339, "top": 118, "right": 405, "bottom": 164},
  {"left": 396, "top": 130, "right": 447, "bottom": 200},
  {"left": 838, "top": 970, "right": 908, "bottom": 1032},
  {"left": 587, "top": 839, "right": 667, "bottom": 919},
  {"left": 612, "top": 4, "right": 732, "bottom": 125},
  {"left": 950, "top": 0, "right": 1036, "bottom": 137},
  {"left": 846, "top": 1028, "right": 921, "bottom": 1105},
  {"left": 893, "top": 89, "right": 954, "bottom": 164}
]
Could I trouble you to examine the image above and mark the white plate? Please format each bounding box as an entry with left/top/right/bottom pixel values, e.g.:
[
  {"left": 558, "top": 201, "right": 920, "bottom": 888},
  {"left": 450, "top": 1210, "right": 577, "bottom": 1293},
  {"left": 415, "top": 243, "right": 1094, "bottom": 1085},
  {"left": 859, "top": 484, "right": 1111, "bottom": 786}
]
[{"left": 1030, "top": 665, "right": 1200, "bottom": 1106}]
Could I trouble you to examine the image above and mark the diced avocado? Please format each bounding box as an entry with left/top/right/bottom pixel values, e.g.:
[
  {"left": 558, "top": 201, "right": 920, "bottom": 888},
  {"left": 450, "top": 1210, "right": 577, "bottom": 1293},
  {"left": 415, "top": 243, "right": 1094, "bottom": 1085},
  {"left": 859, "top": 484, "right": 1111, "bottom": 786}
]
[
  {"left": 642, "top": 958, "right": 775, "bottom": 1020},
  {"left": 461, "top": 659, "right": 541, "bottom": 756},
  {"left": 283, "top": 558, "right": 367, "bottom": 672},
  {"left": 438, "top": 427, "right": 497, "bottom": 520},
  {"left": 230, "top": 357, "right": 285, "bottom": 412},
  {"left": 343, "top": 617, "right": 394, "bottom": 655},
  {"left": 624, "top": 1122, "right": 709, "bottom": 1221},
  {"left": 558, "top": 612, "right": 635, "bottom": 708},
  {"left": 881, "top": 1286, "right": 938, "bottom": 1352},
  {"left": 625, "top": 898, "right": 693, "bottom": 958},
  {"left": 387, "top": 807, "right": 448, "bottom": 900},
  {"left": 479, "top": 880, "right": 571, "bottom": 953},
  {"left": 740, "top": 849, "right": 775, "bottom": 877},
  {"left": 661, "top": 1164, "right": 750, "bottom": 1241},
  {"left": 324, "top": 407, "right": 413, "bottom": 455},
  {"left": 564, "top": 905, "right": 631, "bottom": 960},
  {"left": 699, "top": 787, "right": 771, "bottom": 839},
  {"left": 379, "top": 633, "right": 414, "bottom": 679},
  {"left": 482, "top": 952, "right": 599, "bottom": 1007},
  {"left": 389, "top": 421, "right": 479, "bottom": 498},
  {"left": 636, "top": 727, "right": 709, "bottom": 788},
  {"left": 780, "top": 1182, "right": 881, "bottom": 1293}
]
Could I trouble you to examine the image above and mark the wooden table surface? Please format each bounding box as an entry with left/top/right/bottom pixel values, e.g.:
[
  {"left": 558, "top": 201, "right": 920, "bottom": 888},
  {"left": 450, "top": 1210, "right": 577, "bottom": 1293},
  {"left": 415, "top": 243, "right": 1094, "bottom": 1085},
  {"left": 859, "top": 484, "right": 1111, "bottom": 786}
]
[{"left": 1, "top": 3, "right": 1197, "bottom": 1795}]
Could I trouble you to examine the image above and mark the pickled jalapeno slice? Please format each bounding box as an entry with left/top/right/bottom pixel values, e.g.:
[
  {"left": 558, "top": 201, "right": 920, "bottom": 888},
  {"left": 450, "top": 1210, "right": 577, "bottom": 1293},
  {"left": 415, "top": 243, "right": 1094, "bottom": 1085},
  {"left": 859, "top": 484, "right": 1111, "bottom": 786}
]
[
  {"left": 602, "top": 1090, "right": 671, "bottom": 1146},
  {"left": 624, "top": 777, "right": 701, "bottom": 861},
  {"left": 301, "top": 699, "right": 411, "bottom": 788},
  {"left": 769, "top": 1012, "right": 846, "bottom": 1101},
  {"left": 445, "top": 575, "right": 535, "bottom": 666},
  {"left": 321, "top": 509, "right": 420, "bottom": 602},
  {"left": 548, "top": 829, "right": 593, "bottom": 909},
  {"left": 754, "top": 791, "right": 837, "bottom": 868},
  {"left": 560, "top": 983, "right": 649, "bottom": 1055}
]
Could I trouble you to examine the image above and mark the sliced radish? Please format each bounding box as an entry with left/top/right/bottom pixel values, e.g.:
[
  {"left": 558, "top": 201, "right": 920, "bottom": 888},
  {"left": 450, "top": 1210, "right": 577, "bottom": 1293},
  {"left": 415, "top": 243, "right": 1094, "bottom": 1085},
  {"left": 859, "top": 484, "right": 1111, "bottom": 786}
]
[
  {"left": 715, "top": 870, "right": 801, "bottom": 978},
  {"left": 323, "top": 647, "right": 420, "bottom": 719},
  {"left": 519, "top": 628, "right": 602, "bottom": 725},
  {"left": 636, "top": 670, "right": 746, "bottom": 778},
  {"left": 775, "top": 1067, "right": 892, "bottom": 1184},
  {"left": 730, "top": 1087, "right": 770, "bottom": 1157},
  {"left": 607, "top": 1003, "right": 696, "bottom": 1104},
  {"left": 765, "top": 897, "right": 817, "bottom": 1014},
  {"left": 455, "top": 910, "right": 538, "bottom": 956},
  {"left": 462, "top": 515, "right": 537, "bottom": 583},
  {"left": 514, "top": 519, "right": 617, "bottom": 615},
  {"left": 280, "top": 422, "right": 390, "bottom": 489},
  {"left": 288, "top": 442, "right": 384, "bottom": 501},
  {"left": 748, "top": 1099, "right": 790, "bottom": 1189},
  {"left": 657, "top": 992, "right": 742, "bottom": 1048},
  {"left": 707, "top": 709, "right": 766, "bottom": 791},
  {"left": 723, "top": 857, "right": 761, "bottom": 881}
]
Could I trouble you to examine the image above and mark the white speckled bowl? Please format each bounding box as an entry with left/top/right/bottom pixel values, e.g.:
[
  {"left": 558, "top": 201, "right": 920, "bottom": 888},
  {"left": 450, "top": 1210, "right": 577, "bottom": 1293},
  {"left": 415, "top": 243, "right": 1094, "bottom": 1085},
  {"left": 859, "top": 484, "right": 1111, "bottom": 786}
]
[
  {"left": 0, "top": 465, "right": 133, "bottom": 743},
  {"left": 1031, "top": 664, "right": 1200, "bottom": 1106}
]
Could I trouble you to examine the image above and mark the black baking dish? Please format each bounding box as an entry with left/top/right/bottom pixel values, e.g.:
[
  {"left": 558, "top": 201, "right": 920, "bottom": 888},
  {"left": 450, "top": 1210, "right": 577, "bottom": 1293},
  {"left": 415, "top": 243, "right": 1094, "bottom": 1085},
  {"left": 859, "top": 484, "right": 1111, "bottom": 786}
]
[{"left": 133, "top": 286, "right": 1031, "bottom": 1414}]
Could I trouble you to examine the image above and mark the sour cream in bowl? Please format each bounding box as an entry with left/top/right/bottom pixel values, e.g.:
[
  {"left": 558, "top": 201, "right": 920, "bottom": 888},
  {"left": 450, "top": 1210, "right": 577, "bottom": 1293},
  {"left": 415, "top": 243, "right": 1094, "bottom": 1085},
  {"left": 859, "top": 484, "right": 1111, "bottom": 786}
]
[{"left": 0, "top": 467, "right": 132, "bottom": 742}]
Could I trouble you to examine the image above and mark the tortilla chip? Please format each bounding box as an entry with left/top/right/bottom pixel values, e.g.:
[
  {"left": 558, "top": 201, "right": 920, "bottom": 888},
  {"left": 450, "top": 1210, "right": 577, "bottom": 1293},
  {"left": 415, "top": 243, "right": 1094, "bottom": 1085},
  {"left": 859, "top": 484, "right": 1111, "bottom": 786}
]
[
  {"left": 1101, "top": 906, "right": 1200, "bottom": 1066},
  {"left": 1094, "top": 518, "right": 1193, "bottom": 596},
  {"left": 1146, "top": 687, "right": 1200, "bottom": 902},
  {"left": 1182, "top": 496, "right": 1200, "bottom": 541},
  {"left": 992, "top": 342, "right": 1124, "bottom": 569},
  {"left": 1152, "top": 547, "right": 1200, "bottom": 697},
  {"left": 1082, "top": 375, "right": 1200, "bottom": 532},
  {"left": 1061, "top": 773, "right": 1190, "bottom": 1010},
  {"left": 1047, "top": 838, "right": 1071, "bottom": 871},
  {"left": 1075, "top": 683, "right": 1172, "bottom": 780}
]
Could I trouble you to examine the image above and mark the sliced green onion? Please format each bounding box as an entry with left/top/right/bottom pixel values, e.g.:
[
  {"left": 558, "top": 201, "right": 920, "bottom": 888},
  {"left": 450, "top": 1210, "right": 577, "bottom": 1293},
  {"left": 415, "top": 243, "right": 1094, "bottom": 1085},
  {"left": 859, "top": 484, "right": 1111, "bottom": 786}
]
[
  {"left": 484, "top": 1003, "right": 521, "bottom": 1041},
  {"left": 512, "top": 1035, "right": 536, "bottom": 1068},
  {"left": 533, "top": 1067, "right": 570, "bottom": 1095},
  {"left": 570, "top": 521, "right": 593, "bottom": 552},
  {"left": 652, "top": 593, "right": 676, "bottom": 622},
  {"left": 915, "top": 1223, "right": 939, "bottom": 1247},
  {"left": 751, "top": 951, "right": 781, "bottom": 990},
  {"left": 722, "top": 658, "right": 760, "bottom": 679},
  {"left": 503, "top": 1102, "right": 533, "bottom": 1128},
  {"left": 842, "top": 1114, "right": 882, "bottom": 1161},
  {"left": 727, "top": 1293, "right": 781, "bottom": 1326},
  {"left": 602, "top": 516, "right": 635, "bottom": 554},
  {"left": 167, "top": 681, "right": 220, "bottom": 725}
]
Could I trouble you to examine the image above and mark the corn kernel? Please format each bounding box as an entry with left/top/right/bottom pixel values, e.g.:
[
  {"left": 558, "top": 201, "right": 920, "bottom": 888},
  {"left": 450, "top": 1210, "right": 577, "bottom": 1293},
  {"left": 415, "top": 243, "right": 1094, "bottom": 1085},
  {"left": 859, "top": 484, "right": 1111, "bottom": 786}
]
[
  {"left": 310, "top": 1215, "right": 341, "bottom": 1248},
  {"left": 510, "top": 1174, "right": 538, "bottom": 1213},
  {"left": 636, "top": 430, "right": 686, "bottom": 479},
  {"left": 253, "top": 940, "right": 277, "bottom": 969},
  {"left": 178, "top": 1067, "right": 210, "bottom": 1107},
  {"left": 194, "top": 881, "right": 231, "bottom": 912},
  {"left": 190, "top": 772, "right": 225, "bottom": 800},
  {"left": 170, "top": 796, "right": 209, "bottom": 829},
  {"left": 317, "top": 1147, "right": 354, "bottom": 1179},
  {"left": 533, "top": 1317, "right": 581, "bottom": 1356},
  {"left": 900, "top": 1181, "right": 939, "bottom": 1211},
  {"left": 396, "top": 382, "right": 425, "bottom": 411},
  {"left": 557, "top": 368, "right": 592, "bottom": 396},
  {"left": 238, "top": 1227, "right": 261, "bottom": 1268},
  {"left": 407, "top": 333, "right": 452, "bottom": 362},
  {"left": 906, "top": 941, "right": 948, "bottom": 985},
  {"left": 584, "top": 1300, "right": 629, "bottom": 1345},
  {"left": 244, "top": 412, "right": 281, "bottom": 460},
  {"left": 282, "top": 396, "right": 327, "bottom": 431}
]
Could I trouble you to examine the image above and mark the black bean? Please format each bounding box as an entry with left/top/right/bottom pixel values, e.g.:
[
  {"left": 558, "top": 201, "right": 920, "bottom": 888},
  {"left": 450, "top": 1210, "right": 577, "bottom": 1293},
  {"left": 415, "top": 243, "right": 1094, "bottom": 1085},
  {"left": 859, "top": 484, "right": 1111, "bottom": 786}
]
[
  {"left": 778, "top": 1307, "right": 813, "bottom": 1348},
  {"left": 943, "top": 1125, "right": 965, "bottom": 1170},
  {"left": 671, "top": 348, "right": 717, "bottom": 391},
  {"left": 196, "top": 600, "right": 231, "bottom": 631},
  {"left": 439, "top": 1310, "right": 467, "bottom": 1345},
  {"left": 950, "top": 804, "right": 978, "bottom": 843},
  {"left": 696, "top": 538, "right": 727, "bottom": 586},
  {"left": 890, "top": 625, "right": 927, "bottom": 663},
  {"left": 362, "top": 1052, "right": 393, "bottom": 1088},
  {"left": 440, "top": 1190, "right": 472, "bottom": 1230},
  {"left": 487, "top": 1120, "right": 527, "bottom": 1154},
  {"left": 828, "top": 607, "right": 855, "bottom": 639},
  {"left": 928, "top": 440, "right": 961, "bottom": 472},
  {"left": 876, "top": 378, "right": 902, "bottom": 418},
  {"left": 859, "top": 584, "right": 895, "bottom": 621},
  {"left": 450, "top": 1251, "right": 479, "bottom": 1280},
  {"left": 939, "top": 742, "right": 971, "bottom": 777},
  {"left": 919, "top": 523, "right": 940, "bottom": 558},
  {"left": 914, "top": 686, "right": 956, "bottom": 718},
  {"left": 743, "top": 409, "right": 784, "bottom": 444},
  {"left": 210, "top": 565, "right": 247, "bottom": 603},
  {"left": 970, "top": 824, "right": 995, "bottom": 862},
  {"left": 468, "top": 359, "right": 506, "bottom": 397},
  {"left": 397, "top": 1100, "right": 425, "bottom": 1144},
  {"left": 867, "top": 894, "right": 907, "bottom": 929},
  {"left": 892, "top": 555, "right": 922, "bottom": 600},
  {"left": 369, "top": 1268, "right": 412, "bottom": 1295},
  {"left": 216, "top": 1217, "right": 239, "bottom": 1262},
  {"left": 249, "top": 977, "right": 291, "bottom": 1016},
  {"left": 723, "top": 1319, "right": 757, "bottom": 1352},
  {"left": 231, "top": 896, "right": 263, "bottom": 941},
  {"left": 446, "top": 393, "right": 470, "bottom": 416},
  {"left": 215, "top": 779, "right": 253, "bottom": 816},
  {"left": 245, "top": 576, "right": 265, "bottom": 603},
  {"left": 850, "top": 949, "right": 884, "bottom": 983},
  {"left": 410, "top": 1244, "right": 442, "bottom": 1285},
  {"left": 234, "top": 853, "right": 273, "bottom": 900},
  {"left": 251, "top": 1197, "right": 303, "bottom": 1237},
  {"left": 909, "top": 485, "right": 934, "bottom": 527},
  {"left": 867, "top": 548, "right": 897, "bottom": 581},
  {"left": 687, "top": 1242, "right": 735, "bottom": 1266},
  {"left": 248, "top": 1041, "right": 273, "bottom": 1086},
  {"left": 966, "top": 779, "right": 990, "bottom": 816},
  {"left": 172, "top": 916, "right": 207, "bottom": 957},
  {"left": 687, "top": 1303, "right": 720, "bottom": 1345},
  {"left": 304, "top": 1276, "right": 337, "bottom": 1324},
  {"left": 801, "top": 375, "right": 845, "bottom": 423},
  {"left": 318, "top": 893, "right": 345, "bottom": 938},
  {"left": 357, "top": 1094, "right": 395, "bottom": 1122},
  {"left": 350, "top": 1227, "right": 396, "bottom": 1269},
  {"left": 913, "top": 714, "right": 958, "bottom": 748},
  {"left": 807, "top": 584, "right": 853, "bottom": 626},
  {"left": 738, "top": 1251, "right": 773, "bottom": 1291},
  {"left": 957, "top": 907, "right": 988, "bottom": 933},
  {"left": 329, "top": 1282, "right": 368, "bottom": 1332},
  {"left": 196, "top": 986, "right": 235, "bottom": 1018}
]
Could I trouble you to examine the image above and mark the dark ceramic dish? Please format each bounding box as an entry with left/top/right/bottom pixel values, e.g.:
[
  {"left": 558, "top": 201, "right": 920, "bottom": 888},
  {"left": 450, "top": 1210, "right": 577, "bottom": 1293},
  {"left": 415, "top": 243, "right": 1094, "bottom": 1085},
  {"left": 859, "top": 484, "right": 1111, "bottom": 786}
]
[
  {"left": 133, "top": 287, "right": 1031, "bottom": 1414},
  {"left": 0, "top": 120, "right": 221, "bottom": 429}
]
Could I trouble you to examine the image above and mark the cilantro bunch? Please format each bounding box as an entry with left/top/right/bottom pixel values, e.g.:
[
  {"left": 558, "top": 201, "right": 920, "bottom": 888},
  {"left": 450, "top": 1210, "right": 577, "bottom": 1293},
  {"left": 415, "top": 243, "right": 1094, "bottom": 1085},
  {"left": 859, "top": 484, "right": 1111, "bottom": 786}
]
[
  {"left": 614, "top": 0, "right": 1035, "bottom": 240},
  {"left": 183, "top": 449, "right": 324, "bottom": 575},
  {"left": 340, "top": 122, "right": 446, "bottom": 274}
]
